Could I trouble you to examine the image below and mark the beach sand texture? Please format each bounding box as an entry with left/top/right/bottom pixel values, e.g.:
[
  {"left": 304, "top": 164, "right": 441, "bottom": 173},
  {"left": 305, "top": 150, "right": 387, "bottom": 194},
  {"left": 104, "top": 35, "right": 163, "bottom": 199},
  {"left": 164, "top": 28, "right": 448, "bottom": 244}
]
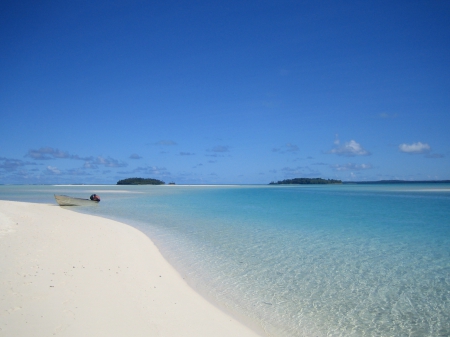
[{"left": 0, "top": 201, "right": 261, "bottom": 337}]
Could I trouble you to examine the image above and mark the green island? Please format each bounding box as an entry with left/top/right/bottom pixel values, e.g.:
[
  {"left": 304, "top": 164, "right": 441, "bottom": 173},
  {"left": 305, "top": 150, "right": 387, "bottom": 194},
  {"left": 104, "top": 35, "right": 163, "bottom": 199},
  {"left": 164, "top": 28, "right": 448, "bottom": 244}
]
[
  {"left": 343, "top": 180, "right": 450, "bottom": 184},
  {"left": 269, "top": 178, "right": 342, "bottom": 185},
  {"left": 117, "top": 177, "right": 165, "bottom": 185}
]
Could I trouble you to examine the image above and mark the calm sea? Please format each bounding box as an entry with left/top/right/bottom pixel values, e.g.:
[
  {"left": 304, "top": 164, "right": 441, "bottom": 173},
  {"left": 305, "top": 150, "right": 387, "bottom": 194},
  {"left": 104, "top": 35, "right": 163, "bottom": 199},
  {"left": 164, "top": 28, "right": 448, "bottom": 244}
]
[{"left": 1, "top": 184, "right": 449, "bottom": 337}]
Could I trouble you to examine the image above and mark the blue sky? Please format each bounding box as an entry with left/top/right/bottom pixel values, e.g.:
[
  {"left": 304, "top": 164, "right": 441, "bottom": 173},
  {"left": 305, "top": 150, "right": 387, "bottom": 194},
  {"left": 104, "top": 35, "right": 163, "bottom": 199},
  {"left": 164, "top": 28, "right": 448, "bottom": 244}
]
[{"left": 1, "top": 0, "right": 449, "bottom": 184}]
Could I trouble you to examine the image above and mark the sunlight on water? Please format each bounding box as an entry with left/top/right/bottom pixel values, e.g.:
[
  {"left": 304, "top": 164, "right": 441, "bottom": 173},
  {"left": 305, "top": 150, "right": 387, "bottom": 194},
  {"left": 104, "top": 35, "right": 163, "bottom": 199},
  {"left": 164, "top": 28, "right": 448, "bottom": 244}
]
[{"left": 1, "top": 184, "right": 449, "bottom": 336}]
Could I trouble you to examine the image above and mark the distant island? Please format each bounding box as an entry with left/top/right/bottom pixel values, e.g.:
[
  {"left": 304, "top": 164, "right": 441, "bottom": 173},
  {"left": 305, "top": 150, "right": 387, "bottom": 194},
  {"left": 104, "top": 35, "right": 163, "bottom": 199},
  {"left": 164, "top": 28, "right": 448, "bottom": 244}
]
[
  {"left": 117, "top": 177, "right": 165, "bottom": 185},
  {"left": 343, "top": 180, "right": 450, "bottom": 184},
  {"left": 269, "top": 178, "right": 342, "bottom": 185}
]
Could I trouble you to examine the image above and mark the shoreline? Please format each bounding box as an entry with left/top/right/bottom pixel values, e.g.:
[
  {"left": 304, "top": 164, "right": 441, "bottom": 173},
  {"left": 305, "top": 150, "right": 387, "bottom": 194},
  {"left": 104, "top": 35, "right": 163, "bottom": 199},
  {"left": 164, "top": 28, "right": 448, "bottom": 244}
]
[{"left": 0, "top": 200, "right": 263, "bottom": 337}]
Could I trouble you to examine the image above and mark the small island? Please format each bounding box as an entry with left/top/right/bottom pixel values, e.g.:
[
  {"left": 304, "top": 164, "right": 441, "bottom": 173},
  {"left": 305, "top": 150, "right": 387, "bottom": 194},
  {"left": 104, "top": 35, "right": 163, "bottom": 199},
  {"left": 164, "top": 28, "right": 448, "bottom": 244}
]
[
  {"left": 117, "top": 177, "right": 165, "bottom": 185},
  {"left": 343, "top": 180, "right": 450, "bottom": 184},
  {"left": 269, "top": 178, "right": 342, "bottom": 185}
]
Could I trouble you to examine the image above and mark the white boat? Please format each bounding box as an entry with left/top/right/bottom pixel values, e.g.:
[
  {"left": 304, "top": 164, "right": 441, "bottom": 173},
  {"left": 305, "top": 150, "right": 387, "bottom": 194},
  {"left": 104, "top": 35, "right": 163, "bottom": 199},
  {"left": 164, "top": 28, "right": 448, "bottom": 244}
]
[{"left": 54, "top": 195, "right": 100, "bottom": 206}]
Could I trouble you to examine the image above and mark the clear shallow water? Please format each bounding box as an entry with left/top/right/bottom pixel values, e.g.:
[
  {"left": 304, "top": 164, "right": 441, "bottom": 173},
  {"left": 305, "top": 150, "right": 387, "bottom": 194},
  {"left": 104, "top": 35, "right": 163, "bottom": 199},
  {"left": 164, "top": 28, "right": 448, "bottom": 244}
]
[{"left": 1, "top": 184, "right": 450, "bottom": 336}]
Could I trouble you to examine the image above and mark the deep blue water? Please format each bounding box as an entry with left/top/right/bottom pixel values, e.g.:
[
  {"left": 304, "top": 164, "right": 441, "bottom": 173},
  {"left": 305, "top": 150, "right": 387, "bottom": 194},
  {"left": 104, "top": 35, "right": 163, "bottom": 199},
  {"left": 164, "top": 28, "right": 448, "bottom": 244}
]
[{"left": 1, "top": 184, "right": 449, "bottom": 336}]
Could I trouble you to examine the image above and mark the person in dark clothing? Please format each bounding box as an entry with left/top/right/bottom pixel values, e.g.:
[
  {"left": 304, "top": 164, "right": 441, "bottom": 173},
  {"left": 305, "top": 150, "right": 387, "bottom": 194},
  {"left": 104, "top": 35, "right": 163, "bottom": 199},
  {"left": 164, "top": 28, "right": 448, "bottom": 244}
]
[{"left": 90, "top": 194, "right": 100, "bottom": 202}]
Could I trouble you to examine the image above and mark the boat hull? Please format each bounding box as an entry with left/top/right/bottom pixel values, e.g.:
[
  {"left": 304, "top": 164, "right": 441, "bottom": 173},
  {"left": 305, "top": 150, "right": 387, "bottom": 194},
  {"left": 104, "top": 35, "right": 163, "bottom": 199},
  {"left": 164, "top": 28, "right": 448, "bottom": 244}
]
[{"left": 54, "top": 195, "right": 99, "bottom": 206}]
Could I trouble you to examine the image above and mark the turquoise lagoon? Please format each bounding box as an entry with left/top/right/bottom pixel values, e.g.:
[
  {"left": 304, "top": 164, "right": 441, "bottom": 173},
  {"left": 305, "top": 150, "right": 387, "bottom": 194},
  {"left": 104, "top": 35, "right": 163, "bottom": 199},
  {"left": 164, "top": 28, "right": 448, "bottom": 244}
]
[{"left": 1, "top": 184, "right": 449, "bottom": 336}]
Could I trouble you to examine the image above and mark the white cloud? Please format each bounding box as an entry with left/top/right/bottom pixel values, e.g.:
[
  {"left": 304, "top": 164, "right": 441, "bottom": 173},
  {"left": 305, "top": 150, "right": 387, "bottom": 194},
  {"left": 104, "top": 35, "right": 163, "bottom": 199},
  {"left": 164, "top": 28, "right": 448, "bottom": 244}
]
[
  {"left": 329, "top": 140, "right": 370, "bottom": 156},
  {"left": 334, "top": 134, "right": 340, "bottom": 145},
  {"left": 331, "top": 163, "right": 373, "bottom": 171},
  {"left": 399, "top": 142, "right": 431, "bottom": 154},
  {"left": 83, "top": 161, "right": 97, "bottom": 169},
  {"left": 85, "top": 156, "right": 127, "bottom": 168},
  {"left": 130, "top": 165, "right": 171, "bottom": 176},
  {"left": 280, "top": 166, "right": 321, "bottom": 177},
  {"left": 46, "top": 166, "right": 61, "bottom": 174}
]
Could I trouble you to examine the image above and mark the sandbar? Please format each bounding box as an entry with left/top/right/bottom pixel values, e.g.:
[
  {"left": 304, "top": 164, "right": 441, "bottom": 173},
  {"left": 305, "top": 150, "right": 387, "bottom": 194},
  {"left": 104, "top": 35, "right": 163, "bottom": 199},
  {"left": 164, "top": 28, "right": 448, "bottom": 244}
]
[{"left": 0, "top": 200, "right": 262, "bottom": 337}]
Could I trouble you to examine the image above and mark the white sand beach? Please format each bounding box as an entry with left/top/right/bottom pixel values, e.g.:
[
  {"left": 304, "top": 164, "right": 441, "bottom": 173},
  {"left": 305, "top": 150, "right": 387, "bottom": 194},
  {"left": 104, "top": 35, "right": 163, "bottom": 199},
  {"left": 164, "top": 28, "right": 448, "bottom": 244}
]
[{"left": 0, "top": 200, "right": 262, "bottom": 337}]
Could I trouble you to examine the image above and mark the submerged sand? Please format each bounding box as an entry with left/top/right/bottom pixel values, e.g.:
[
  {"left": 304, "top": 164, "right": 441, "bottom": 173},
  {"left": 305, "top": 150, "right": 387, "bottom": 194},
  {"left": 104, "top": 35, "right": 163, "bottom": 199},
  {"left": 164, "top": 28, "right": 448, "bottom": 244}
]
[{"left": 0, "top": 200, "right": 262, "bottom": 337}]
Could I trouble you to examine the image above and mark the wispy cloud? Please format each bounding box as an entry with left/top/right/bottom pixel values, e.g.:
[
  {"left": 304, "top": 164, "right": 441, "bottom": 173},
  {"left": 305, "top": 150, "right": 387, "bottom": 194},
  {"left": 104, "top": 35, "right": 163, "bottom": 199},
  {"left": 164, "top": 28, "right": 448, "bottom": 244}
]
[
  {"left": 378, "top": 112, "right": 398, "bottom": 119},
  {"left": 129, "top": 154, "right": 142, "bottom": 159},
  {"left": 25, "top": 147, "right": 127, "bottom": 169},
  {"left": 210, "top": 145, "right": 229, "bottom": 153},
  {"left": 399, "top": 142, "right": 431, "bottom": 154},
  {"left": 45, "top": 166, "right": 61, "bottom": 175},
  {"left": 180, "top": 152, "right": 195, "bottom": 156},
  {"left": 66, "top": 168, "right": 93, "bottom": 176},
  {"left": 41, "top": 166, "right": 94, "bottom": 178},
  {"left": 83, "top": 161, "right": 96, "bottom": 169},
  {"left": 329, "top": 138, "right": 370, "bottom": 157},
  {"left": 154, "top": 140, "right": 177, "bottom": 146},
  {"left": 26, "top": 147, "right": 75, "bottom": 160},
  {"left": 261, "top": 100, "right": 281, "bottom": 108},
  {"left": 285, "top": 143, "right": 299, "bottom": 152},
  {"left": 122, "top": 165, "right": 171, "bottom": 177},
  {"left": 84, "top": 156, "right": 127, "bottom": 168},
  {"left": 272, "top": 143, "right": 299, "bottom": 154},
  {"left": 425, "top": 153, "right": 444, "bottom": 158},
  {"left": 96, "top": 157, "right": 127, "bottom": 167},
  {"left": 206, "top": 145, "right": 230, "bottom": 157},
  {"left": 0, "top": 157, "right": 38, "bottom": 171},
  {"left": 331, "top": 163, "right": 373, "bottom": 171},
  {"left": 280, "top": 166, "right": 321, "bottom": 178}
]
